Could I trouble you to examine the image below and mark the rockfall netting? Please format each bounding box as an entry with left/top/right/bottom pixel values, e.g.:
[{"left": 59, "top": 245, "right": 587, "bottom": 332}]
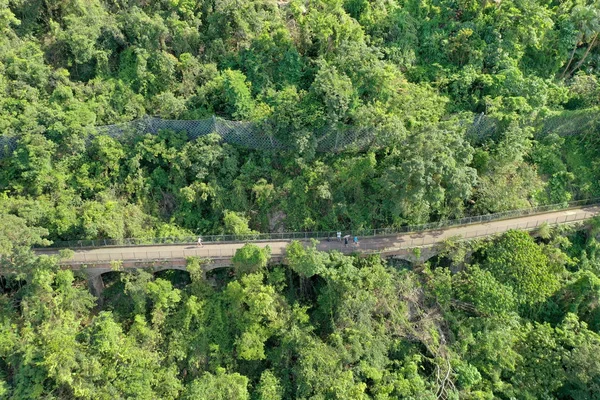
[
  {"left": 1, "top": 108, "right": 598, "bottom": 158},
  {"left": 0, "top": 115, "right": 380, "bottom": 156},
  {"left": 539, "top": 108, "right": 600, "bottom": 139},
  {"left": 465, "top": 107, "right": 600, "bottom": 143},
  {"left": 95, "top": 116, "right": 381, "bottom": 152}
]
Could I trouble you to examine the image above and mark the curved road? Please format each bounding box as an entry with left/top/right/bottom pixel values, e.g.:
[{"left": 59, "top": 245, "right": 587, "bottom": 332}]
[{"left": 47, "top": 205, "right": 600, "bottom": 268}]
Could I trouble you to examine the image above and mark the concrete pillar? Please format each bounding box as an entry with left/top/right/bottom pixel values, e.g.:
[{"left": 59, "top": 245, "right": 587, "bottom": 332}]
[{"left": 88, "top": 274, "right": 105, "bottom": 298}]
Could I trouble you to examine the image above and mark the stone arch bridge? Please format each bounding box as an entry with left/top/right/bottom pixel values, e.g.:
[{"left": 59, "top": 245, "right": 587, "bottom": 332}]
[{"left": 33, "top": 205, "right": 600, "bottom": 295}]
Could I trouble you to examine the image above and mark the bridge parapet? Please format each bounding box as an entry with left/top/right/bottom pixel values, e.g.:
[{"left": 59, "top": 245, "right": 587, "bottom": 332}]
[{"left": 4, "top": 205, "right": 597, "bottom": 297}]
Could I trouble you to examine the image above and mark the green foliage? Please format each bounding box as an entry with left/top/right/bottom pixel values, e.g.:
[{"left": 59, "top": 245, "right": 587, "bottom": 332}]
[
  {"left": 3, "top": 227, "right": 600, "bottom": 398},
  {"left": 474, "top": 123, "right": 545, "bottom": 213},
  {"left": 222, "top": 273, "right": 285, "bottom": 362},
  {"left": 553, "top": 270, "right": 600, "bottom": 332},
  {"left": 0, "top": 0, "right": 596, "bottom": 243},
  {"left": 232, "top": 244, "right": 271, "bottom": 276},
  {"left": 511, "top": 321, "right": 566, "bottom": 398},
  {"left": 481, "top": 230, "right": 561, "bottom": 307},
  {"left": 184, "top": 368, "right": 249, "bottom": 400},
  {"left": 568, "top": 72, "right": 600, "bottom": 108},
  {"left": 0, "top": 213, "right": 50, "bottom": 258},
  {"left": 536, "top": 222, "right": 552, "bottom": 240},
  {"left": 223, "top": 211, "right": 257, "bottom": 236},
  {"left": 1, "top": 0, "right": 600, "bottom": 397},
  {"left": 378, "top": 124, "right": 476, "bottom": 223},
  {"left": 285, "top": 240, "right": 328, "bottom": 278},
  {"left": 222, "top": 70, "right": 256, "bottom": 120},
  {"left": 453, "top": 265, "right": 517, "bottom": 315},
  {"left": 256, "top": 370, "right": 283, "bottom": 400}
]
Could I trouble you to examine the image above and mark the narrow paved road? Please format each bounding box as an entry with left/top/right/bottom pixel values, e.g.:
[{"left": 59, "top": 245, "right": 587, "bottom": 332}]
[{"left": 47, "top": 205, "right": 599, "bottom": 266}]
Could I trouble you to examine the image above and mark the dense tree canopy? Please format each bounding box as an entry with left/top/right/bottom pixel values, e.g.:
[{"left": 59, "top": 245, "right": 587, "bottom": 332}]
[
  {"left": 0, "top": 0, "right": 598, "bottom": 242},
  {"left": 1, "top": 227, "right": 600, "bottom": 398},
  {"left": 1, "top": 0, "right": 600, "bottom": 398}
]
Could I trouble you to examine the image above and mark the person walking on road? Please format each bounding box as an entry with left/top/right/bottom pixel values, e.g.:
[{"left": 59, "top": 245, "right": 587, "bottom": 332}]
[
  {"left": 344, "top": 237, "right": 348, "bottom": 247},
  {"left": 337, "top": 231, "right": 342, "bottom": 242},
  {"left": 197, "top": 236, "right": 203, "bottom": 247},
  {"left": 353, "top": 236, "right": 359, "bottom": 246}
]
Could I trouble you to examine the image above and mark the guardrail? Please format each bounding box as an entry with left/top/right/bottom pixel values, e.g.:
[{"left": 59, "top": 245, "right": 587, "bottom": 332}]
[
  {"left": 360, "top": 209, "right": 596, "bottom": 256},
  {"left": 58, "top": 208, "right": 598, "bottom": 266},
  {"left": 42, "top": 198, "right": 600, "bottom": 249}
]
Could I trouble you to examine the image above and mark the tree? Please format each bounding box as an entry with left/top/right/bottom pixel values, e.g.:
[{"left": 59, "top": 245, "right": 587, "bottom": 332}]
[
  {"left": 4, "top": 0, "right": 600, "bottom": 398},
  {"left": 473, "top": 122, "right": 545, "bottom": 213},
  {"left": 232, "top": 243, "right": 271, "bottom": 276},
  {"left": 378, "top": 124, "right": 476, "bottom": 224},
  {"left": 222, "top": 273, "right": 285, "bottom": 362},
  {"left": 222, "top": 69, "right": 256, "bottom": 120},
  {"left": 81, "top": 200, "right": 126, "bottom": 239},
  {"left": 285, "top": 240, "right": 328, "bottom": 279},
  {"left": 0, "top": 0, "right": 18, "bottom": 39},
  {"left": 50, "top": 0, "right": 113, "bottom": 75},
  {"left": 0, "top": 213, "right": 50, "bottom": 259},
  {"left": 511, "top": 321, "right": 566, "bottom": 398},
  {"left": 310, "top": 62, "right": 357, "bottom": 125},
  {"left": 223, "top": 210, "right": 257, "bottom": 236},
  {"left": 292, "top": 339, "right": 368, "bottom": 399},
  {"left": 561, "top": 1, "right": 600, "bottom": 79},
  {"left": 9, "top": 134, "right": 57, "bottom": 196},
  {"left": 481, "top": 230, "right": 561, "bottom": 308},
  {"left": 554, "top": 271, "right": 600, "bottom": 332},
  {"left": 568, "top": 72, "right": 600, "bottom": 107},
  {"left": 558, "top": 314, "right": 600, "bottom": 399},
  {"left": 184, "top": 368, "right": 249, "bottom": 400},
  {"left": 255, "top": 370, "right": 283, "bottom": 400},
  {"left": 145, "top": 278, "right": 182, "bottom": 326},
  {"left": 511, "top": 314, "right": 600, "bottom": 399},
  {"left": 453, "top": 265, "right": 517, "bottom": 315}
]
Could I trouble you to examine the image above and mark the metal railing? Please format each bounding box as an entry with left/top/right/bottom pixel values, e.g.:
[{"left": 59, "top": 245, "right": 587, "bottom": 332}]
[
  {"left": 360, "top": 209, "right": 597, "bottom": 257},
  {"left": 45, "top": 197, "right": 600, "bottom": 249},
  {"left": 62, "top": 206, "right": 600, "bottom": 269}
]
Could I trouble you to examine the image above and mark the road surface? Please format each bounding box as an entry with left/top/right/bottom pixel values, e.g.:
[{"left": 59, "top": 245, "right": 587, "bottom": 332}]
[{"left": 43, "top": 205, "right": 600, "bottom": 266}]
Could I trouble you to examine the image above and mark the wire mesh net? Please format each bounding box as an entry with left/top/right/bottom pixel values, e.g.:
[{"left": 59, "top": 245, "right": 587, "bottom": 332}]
[
  {"left": 1, "top": 109, "right": 598, "bottom": 158},
  {"left": 458, "top": 108, "right": 600, "bottom": 143},
  {"left": 0, "top": 136, "right": 17, "bottom": 158},
  {"left": 465, "top": 112, "right": 500, "bottom": 142},
  {"left": 538, "top": 108, "right": 600, "bottom": 138},
  {"left": 0, "top": 116, "right": 382, "bottom": 155}
]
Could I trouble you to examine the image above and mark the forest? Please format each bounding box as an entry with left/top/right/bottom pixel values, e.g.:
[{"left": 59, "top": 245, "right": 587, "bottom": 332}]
[
  {"left": 0, "top": 0, "right": 600, "bottom": 398},
  {"left": 3, "top": 224, "right": 600, "bottom": 399}
]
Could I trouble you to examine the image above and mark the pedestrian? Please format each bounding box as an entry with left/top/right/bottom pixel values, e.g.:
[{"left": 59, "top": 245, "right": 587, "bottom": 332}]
[
  {"left": 353, "top": 236, "right": 359, "bottom": 246},
  {"left": 337, "top": 231, "right": 342, "bottom": 242},
  {"left": 197, "top": 236, "right": 203, "bottom": 247},
  {"left": 344, "top": 237, "right": 348, "bottom": 247}
]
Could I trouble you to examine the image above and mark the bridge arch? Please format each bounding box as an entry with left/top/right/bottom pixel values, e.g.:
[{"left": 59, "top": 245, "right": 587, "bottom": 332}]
[
  {"left": 384, "top": 246, "right": 441, "bottom": 265},
  {"left": 426, "top": 255, "right": 454, "bottom": 269},
  {"left": 0, "top": 274, "right": 26, "bottom": 296},
  {"left": 153, "top": 268, "right": 192, "bottom": 288}
]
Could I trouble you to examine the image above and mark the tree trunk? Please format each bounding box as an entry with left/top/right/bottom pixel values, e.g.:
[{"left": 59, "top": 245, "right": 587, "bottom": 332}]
[
  {"left": 560, "top": 36, "right": 582, "bottom": 79},
  {"left": 567, "top": 32, "right": 599, "bottom": 78}
]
